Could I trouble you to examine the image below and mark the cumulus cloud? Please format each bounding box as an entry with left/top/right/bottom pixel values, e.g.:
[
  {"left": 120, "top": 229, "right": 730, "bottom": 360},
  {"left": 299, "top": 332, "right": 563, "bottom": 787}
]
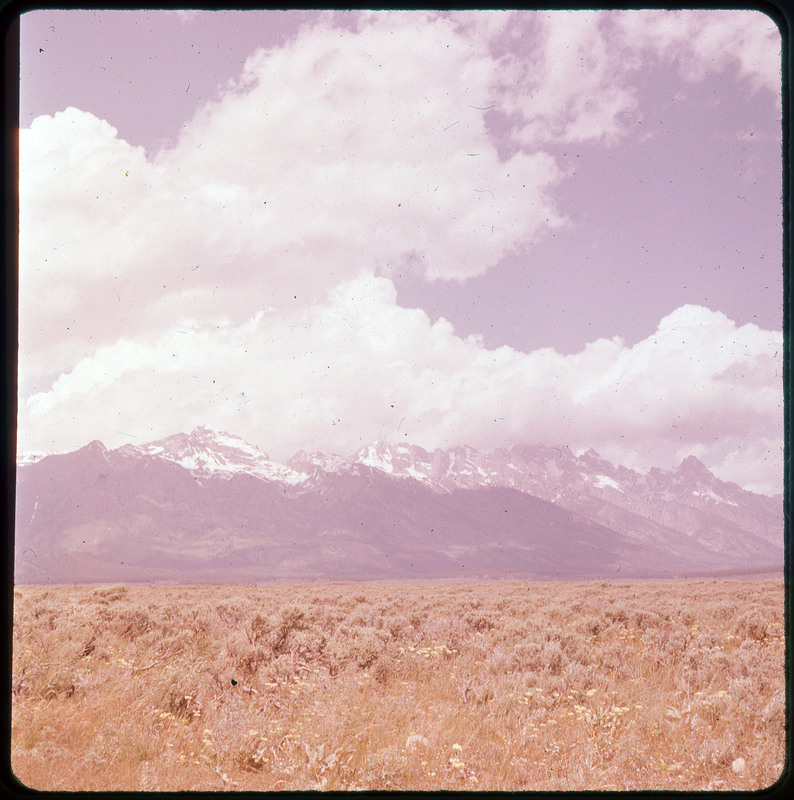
[
  {"left": 18, "top": 10, "right": 784, "bottom": 494},
  {"left": 20, "top": 11, "right": 571, "bottom": 381},
  {"left": 19, "top": 276, "right": 783, "bottom": 493},
  {"left": 159, "top": 9, "right": 568, "bottom": 285},
  {"left": 20, "top": 11, "right": 780, "bottom": 382}
]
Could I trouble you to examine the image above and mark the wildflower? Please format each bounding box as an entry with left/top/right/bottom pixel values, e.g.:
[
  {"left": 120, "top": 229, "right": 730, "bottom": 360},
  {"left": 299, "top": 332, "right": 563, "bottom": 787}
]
[
  {"left": 585, "top": 689, "right": 596, "bottom": 697},
  {"left": 452, "top": 743, "right": 463, "bottom": 752}
]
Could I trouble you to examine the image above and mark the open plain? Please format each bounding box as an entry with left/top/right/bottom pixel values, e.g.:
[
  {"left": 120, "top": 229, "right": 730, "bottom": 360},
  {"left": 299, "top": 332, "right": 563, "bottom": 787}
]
[{"left": 11, "top": 579, "right": 786, "bottom": 791}]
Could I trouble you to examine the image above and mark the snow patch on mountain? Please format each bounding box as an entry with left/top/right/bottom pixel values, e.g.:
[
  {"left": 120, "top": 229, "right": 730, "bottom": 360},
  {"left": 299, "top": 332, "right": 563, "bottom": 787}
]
[
  {"left": 16, "top": 451, "right": 47, "bottom": 465},
  {"left": 135, "top": 425, "right": 310, "bottom": 485},
  {"left": 692, "top": 488, "right": 738, "bottom": 506},
  {"left": 593, "top": 474, "right": 623, "bottom": 492},
  {"left": 288, "top": 450, "right": 352, "bottom": 474},
  {"left": 358, "top": 442, "right": 395, "bottom": 473}
]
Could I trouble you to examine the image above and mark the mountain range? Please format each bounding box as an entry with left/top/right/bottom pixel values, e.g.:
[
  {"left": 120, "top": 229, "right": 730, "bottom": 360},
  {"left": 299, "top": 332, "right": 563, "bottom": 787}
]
[{"left": 14, "top": 426, "right": 783, "bottom": 583}]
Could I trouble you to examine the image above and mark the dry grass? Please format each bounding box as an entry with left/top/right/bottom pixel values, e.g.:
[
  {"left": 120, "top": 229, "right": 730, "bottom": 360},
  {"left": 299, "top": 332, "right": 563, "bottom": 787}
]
[{"left": 11, "top": 578, "right": 786, "bottom": 791}]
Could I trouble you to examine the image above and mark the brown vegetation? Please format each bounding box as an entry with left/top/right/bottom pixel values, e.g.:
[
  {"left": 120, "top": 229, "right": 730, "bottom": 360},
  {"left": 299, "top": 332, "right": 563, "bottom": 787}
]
[{"left": 11, "top": 579, "right": 785, "bottom": 791}]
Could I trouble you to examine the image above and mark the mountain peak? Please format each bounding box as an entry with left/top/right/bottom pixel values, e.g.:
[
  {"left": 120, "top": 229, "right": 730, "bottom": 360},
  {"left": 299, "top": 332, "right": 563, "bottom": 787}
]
[
  {"left": 183, "top": 426, "right": 270, "bottom": 459},
  {"left": 676, "top": 454, "right": 711, "bottom": 477},
  {"left": 84, "top": 439, "right": 108, "bottom": 453},
  {"left": 189, "top": 424, "right": 214, "bottom": 438}
]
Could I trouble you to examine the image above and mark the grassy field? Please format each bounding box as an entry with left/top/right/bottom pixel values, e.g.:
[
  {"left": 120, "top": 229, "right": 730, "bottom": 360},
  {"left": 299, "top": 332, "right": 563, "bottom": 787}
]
[{"left": 10, "top": 578, "right": 786, "bottom": 791}]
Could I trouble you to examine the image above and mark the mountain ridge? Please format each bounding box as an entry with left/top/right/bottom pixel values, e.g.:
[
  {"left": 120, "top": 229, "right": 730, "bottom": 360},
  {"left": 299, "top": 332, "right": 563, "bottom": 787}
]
[{"left": 14, "top": 426, "right": 783, "bottom": 583}]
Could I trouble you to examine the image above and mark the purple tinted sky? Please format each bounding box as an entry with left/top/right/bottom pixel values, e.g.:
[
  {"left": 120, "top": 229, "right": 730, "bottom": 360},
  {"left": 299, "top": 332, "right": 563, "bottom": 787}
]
[
  {"left": 17, "top": 9, "right": 784, "bottom": 493},
  {"left": 400, "top": 77, "right": 782, "bottom": 352},
  {"left": 21, "top": 11, "right": 311, "bottom": 152},
  {"left": 21, "top": 9, "right": 782, "bottom": 353}
]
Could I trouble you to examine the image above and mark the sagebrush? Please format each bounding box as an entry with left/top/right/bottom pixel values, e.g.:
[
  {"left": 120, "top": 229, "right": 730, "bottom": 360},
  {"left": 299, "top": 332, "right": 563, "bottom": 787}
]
[{"left": 11, "top": 579, "right": 786, "bottom": 790}]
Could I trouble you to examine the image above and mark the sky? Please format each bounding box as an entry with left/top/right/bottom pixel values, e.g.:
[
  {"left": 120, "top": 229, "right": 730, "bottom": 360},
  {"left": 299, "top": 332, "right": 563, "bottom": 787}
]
[{"left": 17, "top": 9, "right": 784, "bottom": 494}]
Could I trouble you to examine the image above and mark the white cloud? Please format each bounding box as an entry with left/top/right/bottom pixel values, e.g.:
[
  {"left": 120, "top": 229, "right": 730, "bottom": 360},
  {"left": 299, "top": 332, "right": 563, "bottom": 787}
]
[
  {"left": 497, "top": 9, "right": 780, "bottom": 150},
  {"left": 710, "top": 438, "right": 784, "bottom": 496},
  {"left": 498, "top": 11, "right": 640, "bottom": 147},
  {"left": 20, "top": 13, "right": 571, "bottom": 382},
  {"left": 19, "top": 281, "right": 783, "bottom": 493},
  {"left": 20, "top": 10, "right": 781, "bottom": 385},
  {"left": 613, "top": 10, "right": 781, "bottom": 98},
  {"left": 17, "top": 10, "right": 784, "bottom": 494}
]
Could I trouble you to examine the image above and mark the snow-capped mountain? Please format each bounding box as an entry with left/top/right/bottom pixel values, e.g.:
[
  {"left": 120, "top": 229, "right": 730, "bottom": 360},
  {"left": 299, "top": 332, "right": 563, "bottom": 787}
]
[
  {"left": 126, "top": 425, "right": 309, "bottom": 485},
  {"left": 339, "top": 441, "right": 781, "bottom": 556},
  {"left": 13, "top": 427, "right": 783, "bottom": 584}
]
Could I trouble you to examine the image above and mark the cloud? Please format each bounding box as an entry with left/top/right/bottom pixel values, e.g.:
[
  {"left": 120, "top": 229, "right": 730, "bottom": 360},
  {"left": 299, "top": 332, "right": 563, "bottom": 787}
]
[
  {"left": 495, "top": 9, "right": 780, "bottom": 151},
  {"left": 20, "top": 11, "right": 780, "bottom": 384},
  {"left": 20, "top": 280, "right": 783, "bottom": 493},
  {"left": 158, "top": 10, "right": 567, "bottom": 284},
  {"left": 496, "top": 11, "right": 640, "bottom": 147},
  {"left": 613, "top": 9, "right": 781, "bottom": 98},
  {"left": 20, "top": 12, "right": 571, "bottom": 382},
  {"left": 17, "top": 11, "right": 783, "bottom": 494},
  {"left": 709, "top": 437, "right": 784, "bottom": 497}
]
